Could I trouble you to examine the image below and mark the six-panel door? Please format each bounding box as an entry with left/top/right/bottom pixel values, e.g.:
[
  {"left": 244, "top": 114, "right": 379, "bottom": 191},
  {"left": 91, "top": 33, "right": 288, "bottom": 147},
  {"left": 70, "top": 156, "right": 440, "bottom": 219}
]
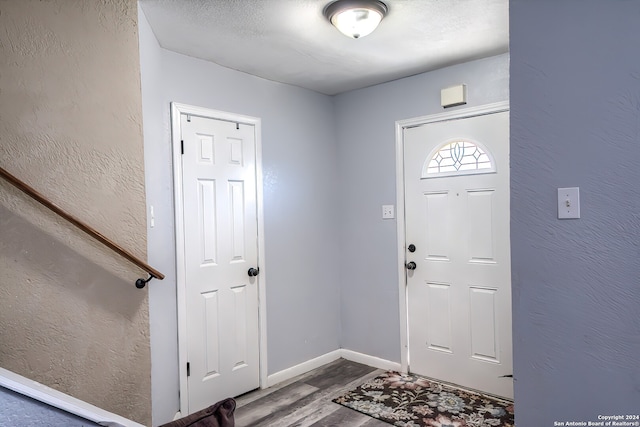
[{"left": 181, "top": 114, "right": 260, "bottom": 413}]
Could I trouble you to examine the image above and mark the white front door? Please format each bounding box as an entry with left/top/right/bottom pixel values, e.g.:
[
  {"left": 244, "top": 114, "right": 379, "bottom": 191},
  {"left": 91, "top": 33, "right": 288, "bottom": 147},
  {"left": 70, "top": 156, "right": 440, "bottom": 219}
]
[
  {"left": 180, "top": 113, "right": 260, "bottom": 413},
  {"left": 404, "top": 110, "right": 513, "bottom": 398}
]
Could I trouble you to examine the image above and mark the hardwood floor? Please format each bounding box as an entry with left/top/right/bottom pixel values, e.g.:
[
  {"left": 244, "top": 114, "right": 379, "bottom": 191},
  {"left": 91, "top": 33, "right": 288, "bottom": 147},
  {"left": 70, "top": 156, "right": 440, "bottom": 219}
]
[{"left": 234, "top": 359, "right": 390, "bottom": 427}]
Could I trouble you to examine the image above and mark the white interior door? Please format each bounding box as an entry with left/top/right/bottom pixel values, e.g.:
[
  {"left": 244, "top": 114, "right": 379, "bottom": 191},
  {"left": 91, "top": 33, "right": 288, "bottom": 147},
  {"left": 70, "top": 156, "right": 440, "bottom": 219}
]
[
  {"left": 404, "top": 111, "right": 512, "bottom": 398},
  {"left": 181, "top": 113, "right": 260, "bottom": 413}
]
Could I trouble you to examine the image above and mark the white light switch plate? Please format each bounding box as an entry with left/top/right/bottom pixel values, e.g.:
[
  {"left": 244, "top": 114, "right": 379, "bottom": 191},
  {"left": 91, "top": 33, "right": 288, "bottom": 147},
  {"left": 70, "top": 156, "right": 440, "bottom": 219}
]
[
  {"left": 382, "top": 205, "right": 395, "bottom": 219},
  {"left": 558, "top": 187, "right": 580, "bottom": 219}
]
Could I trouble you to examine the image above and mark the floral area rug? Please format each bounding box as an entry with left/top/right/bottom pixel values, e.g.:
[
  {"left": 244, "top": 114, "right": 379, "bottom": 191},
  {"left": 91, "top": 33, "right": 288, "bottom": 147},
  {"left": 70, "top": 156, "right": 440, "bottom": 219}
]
[{"left": 333, "top": 371, "right": 514, "bottom": 427}]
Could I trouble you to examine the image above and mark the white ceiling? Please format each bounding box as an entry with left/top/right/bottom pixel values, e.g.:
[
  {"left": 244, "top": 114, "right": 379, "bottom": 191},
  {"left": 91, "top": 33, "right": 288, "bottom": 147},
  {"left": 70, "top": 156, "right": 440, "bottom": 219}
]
[{"left": 139, "top": 0, "right": 509, "bottom": 95}]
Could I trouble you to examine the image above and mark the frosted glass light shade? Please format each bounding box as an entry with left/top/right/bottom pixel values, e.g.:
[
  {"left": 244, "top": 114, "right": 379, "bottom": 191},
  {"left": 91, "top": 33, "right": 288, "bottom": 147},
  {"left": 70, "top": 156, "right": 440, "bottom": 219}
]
[{"left": 324, "top": 0, "right": 388, "bottom": 39}]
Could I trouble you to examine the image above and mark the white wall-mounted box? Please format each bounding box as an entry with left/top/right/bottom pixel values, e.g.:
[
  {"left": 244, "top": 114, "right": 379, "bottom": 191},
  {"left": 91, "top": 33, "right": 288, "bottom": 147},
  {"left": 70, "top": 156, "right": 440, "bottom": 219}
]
[{"left": 441, "top": 84, "right": 467, "bottom": 108}]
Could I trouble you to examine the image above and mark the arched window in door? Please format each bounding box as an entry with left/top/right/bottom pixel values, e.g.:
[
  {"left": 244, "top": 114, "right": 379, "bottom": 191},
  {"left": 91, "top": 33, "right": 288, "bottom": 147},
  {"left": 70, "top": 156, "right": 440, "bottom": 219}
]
[{"left": 421, "top": 139, "right": 496, "bottom": 178}]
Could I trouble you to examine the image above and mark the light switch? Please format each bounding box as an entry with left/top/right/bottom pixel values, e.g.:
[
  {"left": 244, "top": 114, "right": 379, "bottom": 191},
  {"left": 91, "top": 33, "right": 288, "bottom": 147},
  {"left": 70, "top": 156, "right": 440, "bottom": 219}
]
[
  {"left": 382, "top": 205, "right": 395, "bottom": 219},
  {"left": 557, "top": 187, "right": 580, "bottom": 219}
]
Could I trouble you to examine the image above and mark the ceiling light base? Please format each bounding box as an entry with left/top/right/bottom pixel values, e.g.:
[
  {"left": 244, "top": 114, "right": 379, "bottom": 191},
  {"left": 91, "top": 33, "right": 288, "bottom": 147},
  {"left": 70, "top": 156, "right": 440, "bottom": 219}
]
[{"left": 324, "top": 0, "right": 388, "bottom": 39}]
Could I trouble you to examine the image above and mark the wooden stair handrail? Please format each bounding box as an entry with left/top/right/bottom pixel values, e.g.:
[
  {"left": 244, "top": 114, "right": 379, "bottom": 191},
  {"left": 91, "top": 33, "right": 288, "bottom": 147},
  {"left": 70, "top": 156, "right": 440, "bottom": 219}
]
[{"left": 0, "top": 166, "right": 164, "bottom": 287}]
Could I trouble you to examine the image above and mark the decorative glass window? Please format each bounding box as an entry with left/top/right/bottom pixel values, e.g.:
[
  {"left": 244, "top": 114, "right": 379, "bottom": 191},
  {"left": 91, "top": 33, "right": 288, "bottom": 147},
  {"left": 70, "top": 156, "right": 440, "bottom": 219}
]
[{"left": 422, "top": 139, "right": 496, "bottom": 178}]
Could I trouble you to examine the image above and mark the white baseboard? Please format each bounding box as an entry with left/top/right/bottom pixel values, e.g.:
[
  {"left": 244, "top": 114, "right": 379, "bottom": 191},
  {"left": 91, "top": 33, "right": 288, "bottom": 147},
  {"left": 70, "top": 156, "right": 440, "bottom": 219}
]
[
  {"left": 266, "top": 349, "right": 342, "bottom": 387},
  {"left": 340, "top": 349, "right": 402, "bottom": 372},
  {"left": 266, "top": 349, "right": 401, "bottom": 389}
]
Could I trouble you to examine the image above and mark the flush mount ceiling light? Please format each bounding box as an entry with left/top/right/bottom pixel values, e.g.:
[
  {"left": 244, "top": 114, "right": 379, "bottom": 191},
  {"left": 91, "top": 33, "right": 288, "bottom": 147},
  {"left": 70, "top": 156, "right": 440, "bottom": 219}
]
[{"left": 323, "top": 0, "right": 388, "bottom": 39}]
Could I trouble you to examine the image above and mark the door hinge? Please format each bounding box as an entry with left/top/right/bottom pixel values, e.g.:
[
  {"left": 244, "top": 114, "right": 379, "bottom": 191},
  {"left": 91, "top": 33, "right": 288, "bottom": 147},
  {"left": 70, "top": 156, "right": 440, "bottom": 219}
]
[
  {"left": 181, "top": 140, "right": 184, "bottom": 155},
  {"left": 187, "top": 362, "right": 190, "bottom": 377}
]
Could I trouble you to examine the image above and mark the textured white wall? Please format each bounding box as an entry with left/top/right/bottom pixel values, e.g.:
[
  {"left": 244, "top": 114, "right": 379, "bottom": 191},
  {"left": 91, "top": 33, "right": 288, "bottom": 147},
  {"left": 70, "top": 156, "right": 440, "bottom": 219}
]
[{"left": 0, "top": 0, "right": 150, "bottom": 424}]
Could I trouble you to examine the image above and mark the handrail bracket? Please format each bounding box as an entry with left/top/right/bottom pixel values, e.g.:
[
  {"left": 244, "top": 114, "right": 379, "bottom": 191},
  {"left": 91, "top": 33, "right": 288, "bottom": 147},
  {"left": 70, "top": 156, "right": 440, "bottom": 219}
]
[{"left": 135, "top": 274, "right": 156, "bottom": 289}]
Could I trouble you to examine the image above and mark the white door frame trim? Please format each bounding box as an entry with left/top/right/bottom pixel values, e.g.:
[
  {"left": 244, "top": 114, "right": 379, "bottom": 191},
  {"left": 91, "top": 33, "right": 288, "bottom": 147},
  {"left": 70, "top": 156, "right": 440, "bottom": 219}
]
[
  {"left": 171, "top": 102, "right": 268, "bottom": 414},
  {"left": 394, "top": 101, "right": 510, "bottom": 373}
]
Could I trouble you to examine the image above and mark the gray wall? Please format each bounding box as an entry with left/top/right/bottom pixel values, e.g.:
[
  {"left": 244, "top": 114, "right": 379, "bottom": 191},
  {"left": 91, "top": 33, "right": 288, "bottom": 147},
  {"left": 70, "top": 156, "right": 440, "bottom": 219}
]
[
  {"left": 334, "top": 54, "right": 509, "bottom": 362},
  {"left": 139, "top": 6, "right": 179, "bottom": 425},
  {"left": 139, "top": 8, "right": 341, "bottom": 425},
  {"left": 510, "top": 0, "right": 640, "bottom": 424},
  {"left": 117, "top": 1, "right": 640, "bottom": 424},
  {"left": 140, "top": 7, "right": 510, "bottom": 420}
]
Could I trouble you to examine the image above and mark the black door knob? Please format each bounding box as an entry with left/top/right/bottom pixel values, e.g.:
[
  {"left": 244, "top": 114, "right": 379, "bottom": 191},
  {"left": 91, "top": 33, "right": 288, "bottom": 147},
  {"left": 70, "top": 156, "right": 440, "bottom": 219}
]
[
  {"left": 248, "top": 267, "right": 260, "bottom": 277},
  {"left": 406, "top": 261, "right": 417, "bottom": 270}
]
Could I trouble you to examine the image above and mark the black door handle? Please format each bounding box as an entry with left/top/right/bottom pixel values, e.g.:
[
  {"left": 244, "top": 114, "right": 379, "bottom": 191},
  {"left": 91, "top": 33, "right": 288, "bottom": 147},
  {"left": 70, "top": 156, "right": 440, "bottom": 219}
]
[
  {"left": 248, "top": 267, "right": 260, "bottom": 277},
  {"left": 406, "top": 262, "right": 417, "bottom": 270}
]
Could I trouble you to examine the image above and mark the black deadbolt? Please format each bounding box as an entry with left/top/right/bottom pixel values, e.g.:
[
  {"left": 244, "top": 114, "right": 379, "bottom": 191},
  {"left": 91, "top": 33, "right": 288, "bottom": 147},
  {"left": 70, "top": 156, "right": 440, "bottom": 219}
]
[{"left": 408, "top": 244, "right": 416, "bottom": 253}]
